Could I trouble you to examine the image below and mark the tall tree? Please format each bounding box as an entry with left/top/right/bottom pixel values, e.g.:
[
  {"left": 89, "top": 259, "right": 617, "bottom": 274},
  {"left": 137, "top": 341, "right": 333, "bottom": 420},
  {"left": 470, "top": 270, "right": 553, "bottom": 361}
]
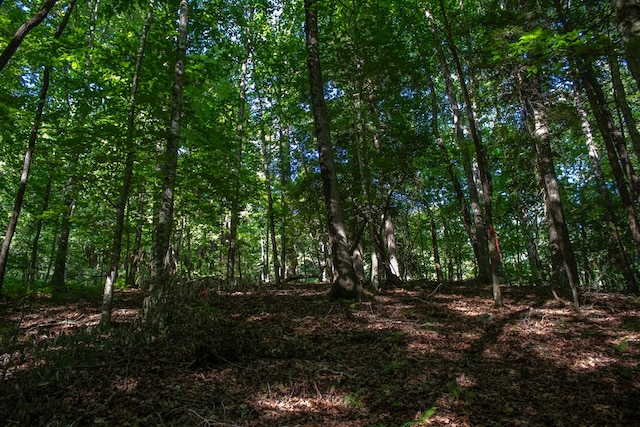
[
  {"left": 0, "top": 0, "right": 75, "bottom": 295},
  {"left": 101, "top": 1, "right": 154, "bottom": 329},
  {"left": 304, "top": 0, "right": 362, "bottom": 300},
  {"left": 145, "top": 0, "right": 189, "bottom": 325},
  {"left": 612, "top": 0, "right": 640, "bottom": 90},
  {"left": 519, "top": 71, "right": 581, "bottom": 310}
]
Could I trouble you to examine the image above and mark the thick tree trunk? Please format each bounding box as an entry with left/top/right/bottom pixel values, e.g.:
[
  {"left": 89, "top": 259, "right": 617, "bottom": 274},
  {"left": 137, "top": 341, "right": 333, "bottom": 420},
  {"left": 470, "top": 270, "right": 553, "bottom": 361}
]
[
  {"left": 0, "top": 0, "right": 58, "bottom": 73},
  {"left": 304, "top": 0, "right": 362, "bottom": 300},
  {"left": 145, "top": 0, "right": 188, "bottom": 326},
  {"left": 520, "top": 73, "right": 580, "bottom": 310},
  {"left": 100, "top": 2, "right": 153, "bottom": 329}
]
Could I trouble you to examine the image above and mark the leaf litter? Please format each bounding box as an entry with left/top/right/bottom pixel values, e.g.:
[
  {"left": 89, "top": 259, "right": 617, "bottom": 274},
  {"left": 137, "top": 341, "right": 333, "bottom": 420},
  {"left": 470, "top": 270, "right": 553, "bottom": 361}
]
[{"left": 1, "top": 282, "right": 639, "bottom": 426}]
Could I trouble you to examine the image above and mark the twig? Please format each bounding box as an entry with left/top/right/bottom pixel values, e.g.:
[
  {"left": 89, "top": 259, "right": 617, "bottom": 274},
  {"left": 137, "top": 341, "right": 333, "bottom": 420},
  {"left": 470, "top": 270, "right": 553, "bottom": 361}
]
[{"left": 418, "top": 282, "right": 445, "bottom": 303}]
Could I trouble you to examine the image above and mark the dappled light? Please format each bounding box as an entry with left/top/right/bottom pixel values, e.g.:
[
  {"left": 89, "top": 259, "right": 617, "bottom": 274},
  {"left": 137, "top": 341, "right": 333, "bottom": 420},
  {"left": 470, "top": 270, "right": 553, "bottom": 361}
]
[{"left": 2, "top": 282, "right": 639, "bottom": 425}]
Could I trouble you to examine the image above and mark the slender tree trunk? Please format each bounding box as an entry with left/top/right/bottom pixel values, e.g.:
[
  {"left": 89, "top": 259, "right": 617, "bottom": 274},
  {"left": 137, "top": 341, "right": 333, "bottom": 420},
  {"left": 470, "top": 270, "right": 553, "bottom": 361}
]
[
  {"left": 429, "top": 77, "right": 478, "bottom": 275},
  {"left": 425, "top": 10, "right": 491, "bottom": 283},
  {"left": 435, "top": 1, "right": 501, "bottom": 304},
  {"left": 574, "top": 87, "right": 638, "bottom": 292},
  {"left": 0, "top": 0, "right": 58, "bottom": 73},
  {"left": 0, "top": 0, "right": 75, "bottom": 295},
  {"left": 304, "top": 0, "right": 362, "bottom": 299},
  {"left": 612, "top": 0, "right": 640, "bottom": 90},
  {"left": 609, "top": 53, "right": 640, "bottom": 162},
  {"left": 126, "top": 188, "right": 145, "bottom": 287},
  {"left": 100, "top": 1, "right": 153, "bottom": 329},
  {"left": 228, "top": 42, "right": 250, "bottom": 288},
  {"left": 0, "top": 69, "right": 49, "bottom": 294},
  {"left": 430, "top": 218, "right": 443, "bottom": 282},
  {"left": 51, "top": 177, "right": 76, "bottom": 293},
  {"left": 28, "top": 173, "right": 52, "bottom": 285},
  {"left": 279, "top": 125, "right": 292, "bottom": 280},
  {"left": 145, "top": 0, "right": 188, "bottom": 325},
  {"left": 257, "top": 95, "right": 280, "bottom": 284},
  {"left": 579, "top": 64, "right": 640, "bottom": 252}
]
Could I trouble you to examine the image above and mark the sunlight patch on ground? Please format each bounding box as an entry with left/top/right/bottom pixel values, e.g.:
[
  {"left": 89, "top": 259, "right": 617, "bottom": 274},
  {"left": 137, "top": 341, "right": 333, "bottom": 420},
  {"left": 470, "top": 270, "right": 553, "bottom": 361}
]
[{"left": 571, "top": 354, "right": 618, "bottom": 371}]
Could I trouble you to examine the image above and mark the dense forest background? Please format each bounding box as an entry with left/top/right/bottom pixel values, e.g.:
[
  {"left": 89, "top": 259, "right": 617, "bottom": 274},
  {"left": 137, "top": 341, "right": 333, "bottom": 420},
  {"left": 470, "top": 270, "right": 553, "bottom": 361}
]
[
  {"left": 1, "top": 0, "right": 640, "bottom": 312},
  {"left": 2, "top": 1, "right": 640, "bottom": 425}
]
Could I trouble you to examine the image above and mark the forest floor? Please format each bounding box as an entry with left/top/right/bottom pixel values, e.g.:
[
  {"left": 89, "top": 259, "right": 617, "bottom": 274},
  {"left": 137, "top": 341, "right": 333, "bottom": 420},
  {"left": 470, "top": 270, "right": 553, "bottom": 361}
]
[{"left": 1, "top": 281, "right": 640, "bottom": 426}]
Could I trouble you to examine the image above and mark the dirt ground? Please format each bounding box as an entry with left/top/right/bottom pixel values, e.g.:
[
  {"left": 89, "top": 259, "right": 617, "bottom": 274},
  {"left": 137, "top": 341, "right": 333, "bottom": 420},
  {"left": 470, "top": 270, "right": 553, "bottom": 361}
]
[{"left": 1, "top": 282, "right": 639, "bottom": 426}]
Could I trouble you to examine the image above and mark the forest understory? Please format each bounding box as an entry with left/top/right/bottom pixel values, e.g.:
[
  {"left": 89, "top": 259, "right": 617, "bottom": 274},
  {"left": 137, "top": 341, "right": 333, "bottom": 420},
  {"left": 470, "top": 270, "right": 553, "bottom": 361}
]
[{"left": 1, "top": 281, "right": 639, "bottom": 427}]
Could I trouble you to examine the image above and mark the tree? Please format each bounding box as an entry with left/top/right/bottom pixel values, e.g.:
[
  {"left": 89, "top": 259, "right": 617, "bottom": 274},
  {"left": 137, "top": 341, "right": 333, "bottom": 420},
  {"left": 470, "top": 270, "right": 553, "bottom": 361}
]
[
  {"left": 0, "top": 0, "right": 76, "bottom": 295},
  {"left": 144, "top": 0, "right": 189, "bottom": 325},
  {"left": 612, "top": 0, "right": 640, "bottom": 90},
  {"left": 100, "top": 1, "right": 154, "bottom": 329},
  {"left": 304, "top": 0, "right": 362, "bottom": 300},
  {"left": 0, "top": 0, "right": 59, "bottom": 73}
]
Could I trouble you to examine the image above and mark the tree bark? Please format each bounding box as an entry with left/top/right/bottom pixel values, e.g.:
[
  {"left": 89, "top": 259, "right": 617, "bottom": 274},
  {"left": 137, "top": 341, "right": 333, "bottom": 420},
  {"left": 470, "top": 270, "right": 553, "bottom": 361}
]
[
  {"left": 0, "top": 0, "right": 58, "bottom": 73},
  {"left": 304, "top": 0, "right": 362, "bottom": 300},
  {"left": 28, "top": 173, "right": 52, "bottom": 285},
  {"left": 520, "top": 73, "right": 580, "bottom": 310},
  {"left": 145, "top": 0, "right": 188, "bottom": 326},
  {"left": 101, "top": 1, "right": 153, "bottom": 329}
]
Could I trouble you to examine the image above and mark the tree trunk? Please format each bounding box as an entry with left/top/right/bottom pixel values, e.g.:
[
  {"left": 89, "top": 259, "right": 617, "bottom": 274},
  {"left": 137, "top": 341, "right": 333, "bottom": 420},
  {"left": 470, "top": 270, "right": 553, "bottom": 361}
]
[
  {"left": 0, "top": 0, "right": 59, "bottom": 73},
  {"left": 430, "top": 218, "right": 443, "bottom": 282},
  {"left": 51, "top": 178, "right": 76, "bottom": 293},
  {"left": 100, "top": 1, "right": 153, "bottom": 329},
  {"left": 609, "top": 53, "right": 640, "bottom": 162},
  {"left": 28, "top": 173, "right": 52, "bottom": 285},
  {"left": 520, "top": 72, "right": 580, "bottom": 310},
  {"left": 425, "top": 9, "right": 491, "bottom": 283},
  {"left": 0, "top": 68, "right": 49, "bottom": 294},
  {"left": 228, "top": 30, "right": 251, "bottom": 287},
  {"left": 0, "top": 0, "right": 74, "bottom": 294},
  {"left": 257, "top": 96, "right": 280, "bottom": 285},
  {"left": 435, "top": 1, "right": 501, "bottom": 304},
  {"left": 574, "top": 87, "right": 638, "bottom": 292},
  {"left": 145, "top": 0, "right": 188, "bottom": 326},
  {"left": 126, "top": 187, "right": 145, "bottom": 287},
  {"left": 304, "top": 0, "right": 362, "bottom": 300},
  {"left": 612, "top": 0, "right": 640, "bottom": 90},
  {"left": 579, "top": 64, "right": 640, "bottom": 252}
]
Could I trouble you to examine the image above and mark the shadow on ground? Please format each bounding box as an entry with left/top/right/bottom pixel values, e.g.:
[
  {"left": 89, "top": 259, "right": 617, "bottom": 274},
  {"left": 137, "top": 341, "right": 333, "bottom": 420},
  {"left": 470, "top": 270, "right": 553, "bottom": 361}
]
[{"left": 1, "top": 282, "right": 639, "bottom": 426}]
